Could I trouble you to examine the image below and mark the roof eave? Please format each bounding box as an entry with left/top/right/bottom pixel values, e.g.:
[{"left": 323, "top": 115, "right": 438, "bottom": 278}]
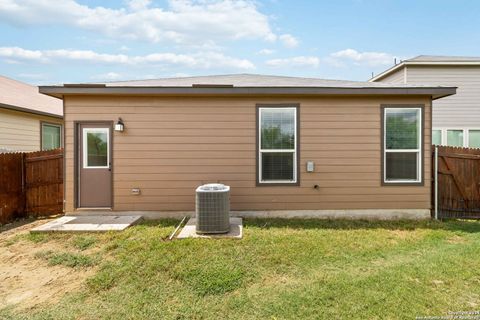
[
  {"left": 39, "top": 86, "right": 456, "bottom": 100},
  {"left": 0, "top": 102, "right": 63, "bottom": 119}
]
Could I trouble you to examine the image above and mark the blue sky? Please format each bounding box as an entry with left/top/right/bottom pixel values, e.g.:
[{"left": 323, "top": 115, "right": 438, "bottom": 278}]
[{"left": 0, "top": 0, "right": 479, "bottom": 84}]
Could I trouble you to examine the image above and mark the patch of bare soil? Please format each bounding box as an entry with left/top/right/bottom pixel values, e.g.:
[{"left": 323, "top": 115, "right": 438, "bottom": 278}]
[{"left": 0, "top": 219, "right": 95, "bottom": 311}]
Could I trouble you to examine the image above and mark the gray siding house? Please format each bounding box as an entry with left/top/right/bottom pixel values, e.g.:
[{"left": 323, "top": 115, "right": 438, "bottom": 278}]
[{"left": 371, "top": 55, "right": 480, "bottom": 147}]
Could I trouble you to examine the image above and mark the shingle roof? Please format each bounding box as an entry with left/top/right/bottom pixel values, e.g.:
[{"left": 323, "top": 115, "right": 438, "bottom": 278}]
[
  {"left": 100, "top": 73, "right": 443, "bottom": 88},
  {"left": 408, "top": 55, "right": 480, "bottom": 62},
  {"left": 39, "top": 73, "right": 457, "bottom": 100},
  {"left": 0, "top": 75, "right": 62, "bottom": 117}
]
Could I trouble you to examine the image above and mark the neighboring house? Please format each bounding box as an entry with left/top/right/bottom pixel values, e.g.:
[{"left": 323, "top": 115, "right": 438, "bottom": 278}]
[
  {"left": 0, "top": 75, "right": 63, "bottom": 152},
  {"left": 370, "top": 55, "right": 480, "bottom": 148},
  {"left": 39, "top": 74, "right": 455, "bottom": 219}
]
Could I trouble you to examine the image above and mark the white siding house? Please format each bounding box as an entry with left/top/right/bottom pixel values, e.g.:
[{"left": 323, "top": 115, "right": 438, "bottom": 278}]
[{"left": 370, "top": 56, "right": 480, "bottom": 147}]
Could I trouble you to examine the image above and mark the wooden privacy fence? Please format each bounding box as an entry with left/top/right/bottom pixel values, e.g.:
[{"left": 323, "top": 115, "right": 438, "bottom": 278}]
[
  {"left": 433, "top": 145, "right": 480, "bottom": 219},
  {"left": 0, "top": 148, "right": 63, "bottom": 224}
]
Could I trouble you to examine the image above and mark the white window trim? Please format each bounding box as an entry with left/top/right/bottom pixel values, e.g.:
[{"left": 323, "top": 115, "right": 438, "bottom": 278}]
[
  {"left": 82, "top": 128, "right": 110, "bottom": 169},
  {"left": 258, "top": 107, "right": 297, "bottom": 184},
  {"left": 383, "top": 107, "right": 422, "bottom": 184},
  {"left": 41, "top": 122, "right": 63, "bottom": 150}
]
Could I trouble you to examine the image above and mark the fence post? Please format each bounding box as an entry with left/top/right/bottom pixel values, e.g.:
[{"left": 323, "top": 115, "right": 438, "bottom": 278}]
[
  {"left": 434, "top": 145, "right": 439, "bottom": 220},
  {"left": 21, "top": 152, "right": 26, "bottom": 215}
]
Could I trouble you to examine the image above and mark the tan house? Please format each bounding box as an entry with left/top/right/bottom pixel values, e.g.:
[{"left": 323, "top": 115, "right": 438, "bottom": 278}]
[
  {"left": 0, "top": 75, "right": 63, "bottom": 152},
  {"left": 39, "top": 74, "right": 455, "bottom": 219},
  {"left": 370, "top": 55, "right": 480, "bottom": 147}
]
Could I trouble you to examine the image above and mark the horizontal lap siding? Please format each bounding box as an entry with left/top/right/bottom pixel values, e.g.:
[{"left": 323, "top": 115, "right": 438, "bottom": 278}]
[
  {"left": 64, "top": 95, "right": 431, "bottom": 212},
  {"left": 0, "top": 109, "right": 62, "bottom": 152},
  {"left": 377, "top": 68, "right": 405, "bottom": 84},
  {"left": 407, "top": 66, "right": 480, "bottom": 128}
]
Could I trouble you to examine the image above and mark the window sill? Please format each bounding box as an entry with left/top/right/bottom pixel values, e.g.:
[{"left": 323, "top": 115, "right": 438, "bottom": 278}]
[
  {"left": 382, "top": 181, "right": 424, "bottom": 186},
  {"left": 256, "top": 181, "right": 300, "bottom": 186}
]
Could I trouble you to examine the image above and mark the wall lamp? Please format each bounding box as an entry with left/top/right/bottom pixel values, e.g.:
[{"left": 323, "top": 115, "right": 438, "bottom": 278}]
[{"left": 115, "top": 118, "right": 125, "bottom": 132}]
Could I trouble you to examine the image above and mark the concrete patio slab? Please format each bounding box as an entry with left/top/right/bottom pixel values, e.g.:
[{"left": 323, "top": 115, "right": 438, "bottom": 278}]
[
  {"left": 30, "top": 215, "right": 143, "bottom": 233},
  {"left": 177, "top": 217, "right": 242, "bottom": 239}
]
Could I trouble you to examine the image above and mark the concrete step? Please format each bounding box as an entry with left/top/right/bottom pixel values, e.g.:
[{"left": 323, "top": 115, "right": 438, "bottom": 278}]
[{"left": 30, "top": 215, "right": 143, "bottom": 233}]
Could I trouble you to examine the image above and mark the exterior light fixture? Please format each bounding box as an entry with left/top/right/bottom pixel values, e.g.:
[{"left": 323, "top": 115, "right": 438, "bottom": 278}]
[{"left": 115, "top": 118, "right": 124, "bottom": 132}]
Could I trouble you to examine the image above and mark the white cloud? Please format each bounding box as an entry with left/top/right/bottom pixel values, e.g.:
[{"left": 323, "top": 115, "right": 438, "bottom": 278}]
[
  {"left": 127, "top": 0, "right": 151, "bottom": 11},
  {"left": 266, "top": 56, "right": 320, "bottom": 68},
  {"left": 0, "top": 0, "right": 279, "bottom": 45},
  {"left": 279, "top": 34, "right": 298, "bottom": 48},
  {"left": 329, "top": 49, "right": 395, "bottom": 67},
  {"left": 257, "top": 48, "right": 275, "bottom": 55},
  {"left": 0, "top": 46, "right": 255, "bottom": 70}
]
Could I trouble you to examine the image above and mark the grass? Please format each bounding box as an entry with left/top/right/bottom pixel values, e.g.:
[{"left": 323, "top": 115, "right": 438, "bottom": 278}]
[
  {"left": 3, "top": 218, "right": 480, "bottom": 319},
  {"left": 34, "top": 250, "right": 97, "bottom": 268}
]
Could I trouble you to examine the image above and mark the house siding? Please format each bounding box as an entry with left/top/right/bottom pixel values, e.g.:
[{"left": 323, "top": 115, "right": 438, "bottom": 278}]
[
  {"left": 376, "top": 67, "right": 405, "bottom": 84},
  {"left": 63, "top": 95, "right": 431, "bottom": 213},
  {"left": 0, "top": 108, "right": 62, "bottom": 152},
  {"left": 406, "top": 65, "right": 480, "bottom": 128},
  {"left": 374, "top": 65, "right": 480, "bottom": 129}
]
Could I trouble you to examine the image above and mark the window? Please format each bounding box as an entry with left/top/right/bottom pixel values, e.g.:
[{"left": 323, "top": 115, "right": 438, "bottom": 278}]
[
  {"left": 83, "top": 128, "right": 109, "bottom": 168},
  {"left": 258, "top": 106, "right": 298, "bottom": 184},
  {"left": 41, "top": 123, "right": 62, "bottom": 150},
  {"left": 469, "top": 130, "right": 480, "bottom": 148},
  {"left": 383, "top": 107, "right": 422, "bottom": 184},
  {"left": 447, "top": 130, "right": 463, "bottom": 146},
  {"left": 432, "top": 129, "right": 442, "bottom": 145}
]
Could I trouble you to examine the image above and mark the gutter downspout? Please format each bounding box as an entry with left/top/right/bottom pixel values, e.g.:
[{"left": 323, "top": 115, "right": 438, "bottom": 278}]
[{"left": 434, "top": 145, "right": 439, "bottom": 220}]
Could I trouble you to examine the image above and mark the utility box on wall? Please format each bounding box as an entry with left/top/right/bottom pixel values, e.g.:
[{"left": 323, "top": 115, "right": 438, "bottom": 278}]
[{"left": 306, "top": 161, "right": 315, "bottom": 172}]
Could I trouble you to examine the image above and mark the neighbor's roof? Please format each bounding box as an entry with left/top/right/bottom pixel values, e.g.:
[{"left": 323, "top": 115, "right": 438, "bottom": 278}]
[
  {"left": 39, "top": 73, "right": 456, "bottom": 100},
  {"left": 0, "top": 75, "right": 62, "bottom": 118},
  {"left": 409, "top": 55, "right": 480, "bottom": 62},
  {"left": 370, "top": 55, "right": 480, "bottom": 82}
]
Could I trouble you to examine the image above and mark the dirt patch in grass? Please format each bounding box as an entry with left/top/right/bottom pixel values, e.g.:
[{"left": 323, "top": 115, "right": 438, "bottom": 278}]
[{"left": 0, "top": 219, "right": 96, "bottom": 311}]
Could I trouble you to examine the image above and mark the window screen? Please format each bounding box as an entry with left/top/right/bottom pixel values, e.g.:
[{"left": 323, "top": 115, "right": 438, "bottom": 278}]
[
  {"left": 41, "top": 123, "right": 61, "bottom": 150},
  {"left": 447, "top": 130, "right": 463, "bottom": 147},
  {"left": 383, "top": 108, "right": 421, "bottom": 183},
  {"left": 258, "top": 107, "right": 297, "bottom": 183},
  {"left": 432, "top": 129, "right": 441, "bottom": 145},
  {"left": 469, "top": 130, "right": 480, "bottom": 148}
]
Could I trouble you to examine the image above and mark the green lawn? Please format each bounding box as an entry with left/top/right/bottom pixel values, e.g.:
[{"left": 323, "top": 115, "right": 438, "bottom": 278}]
[{"left": 3, "top": 218, "right": 480, "bottom": 319}]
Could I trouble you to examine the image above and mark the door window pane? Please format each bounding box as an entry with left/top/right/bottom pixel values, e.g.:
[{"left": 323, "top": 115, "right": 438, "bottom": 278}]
[
  {"left": 385, "top": 152, "right": 418, "bottom": 181},
  {"left": 469, "top": 130, "right": 480, "bottom": 148},
  {"left": 432, "top": 130, "right": 441, "bottom": 145},
  {"left": 261, "top": 109, "right": 295, "bottom": 150},
  {"left": 84, "top": 129, "right": 108, "bottom": 167},
  {"left": 261, "top": 153, "right": 294, "bottom": 181},
  {"left": 385, "top": 109, "right": 419, "bottom": 149},
  {"left": 447, "top": 130, "right": 463, "bottom": 147},
  {"left": 42, "top": 123, "right": 61, "bottom": 150}
]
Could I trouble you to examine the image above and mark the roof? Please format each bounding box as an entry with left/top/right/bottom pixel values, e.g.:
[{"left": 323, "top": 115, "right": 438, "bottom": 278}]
[
  {"left": 0, "top": 75, "right": 63, "bottom": 118},
  {"left": 409, "top": 55, "right": 480, "bottom": 62},
  {"left": 39, "top": 73, "right": 456, "bottom": 100},
  {"left": 370, "top": 55, "right": 480, "bottom": 82}
]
